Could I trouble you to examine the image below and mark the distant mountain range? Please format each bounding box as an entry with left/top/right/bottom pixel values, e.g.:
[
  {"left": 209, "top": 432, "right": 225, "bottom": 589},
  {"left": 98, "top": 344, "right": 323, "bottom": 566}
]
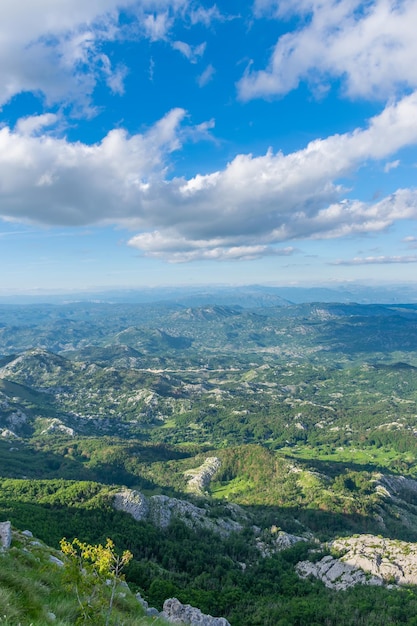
[{"left": 1, "top": 282, "right": 416, "bottom": 306}]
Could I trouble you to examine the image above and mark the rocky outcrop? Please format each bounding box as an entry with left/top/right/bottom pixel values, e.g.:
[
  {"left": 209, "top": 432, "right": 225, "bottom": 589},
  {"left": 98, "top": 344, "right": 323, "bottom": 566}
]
[
  {"left": 256, "top": 529, "right": 307, "bottom": 557},
  {"left": 162, "top": 598, "right": 231, "bottom": 626},
  {"left": 0, "top": 521, "right": 12, "bottom": 549},
  {"left": 185, "top": 457, "right": 221, "bottom": 495},
  {"left": 332, "top": 535, "right": 417, "bottom": 585},
  {"left": 297, "top": 533, "right": 417, "bottom": 589},
  {"left": 113, "top": 489, "right": 149, "bottom": 521},
  {"left": 296, "top": 555, "right": 382, "bottom": 590},
  {"left": 113, "top": 489, "right": 243, "bottom": 536},
  {"left": 274, "top": 530, "right": 307, "bottom": 551}
]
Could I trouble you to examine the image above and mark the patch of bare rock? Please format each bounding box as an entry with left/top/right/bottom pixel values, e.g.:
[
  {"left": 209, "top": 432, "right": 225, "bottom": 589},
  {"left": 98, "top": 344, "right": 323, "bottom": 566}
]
[
  {"left": 162, "top": 598, "right": 231, "bottom": 626},
  {"left": 0, "top": 520, "right": 12, "bottom": 549},
  {"left": 135, "top": 594, "right": 230, "bottom": 624},
  {"left": 297, "top": 534, "right": 417, "bottom": 590},
  {"left": 185, "top": 457, "right": 221, "bottom": 495},
  {"left": 113, "top": 488, "right": 244, "bottom": 536}
]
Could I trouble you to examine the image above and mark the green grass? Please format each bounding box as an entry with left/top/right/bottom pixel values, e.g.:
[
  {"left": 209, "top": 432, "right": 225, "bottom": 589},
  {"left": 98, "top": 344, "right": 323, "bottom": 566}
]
[
  {"left": 0, "top": 529, "right": 166, "bottom": 626},
  {"left": 211, "top": 475, "right": 255, "bottom": 499},
  {"left": 278, "top": 444, "right": 417, "bottom": 475}
]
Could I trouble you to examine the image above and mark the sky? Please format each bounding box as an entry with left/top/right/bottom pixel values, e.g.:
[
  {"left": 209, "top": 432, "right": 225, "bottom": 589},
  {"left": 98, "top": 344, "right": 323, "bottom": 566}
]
[{"left": 2, "top": 0, "right": 417, "bottom": 293}]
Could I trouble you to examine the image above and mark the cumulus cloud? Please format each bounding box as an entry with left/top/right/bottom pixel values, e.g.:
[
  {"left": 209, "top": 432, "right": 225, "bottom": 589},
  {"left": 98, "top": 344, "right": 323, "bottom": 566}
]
[
  {"left": 127, "top": 230, "right": 296, "bottom": 261},
  {"left": 0, "top": 0, "right": 196, "bottom": 111},
  {"left": 240, "top": 0, "right": 417, "bottom": 101},
  {"left": 3, "top": 94, "right": 417, "bottom": 261}
]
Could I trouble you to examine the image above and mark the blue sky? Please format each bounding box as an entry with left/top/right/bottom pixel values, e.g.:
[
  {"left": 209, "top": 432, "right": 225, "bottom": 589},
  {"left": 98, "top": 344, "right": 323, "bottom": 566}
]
[{"left": 2, "top": 0, "right": 417, "bottom": 294}]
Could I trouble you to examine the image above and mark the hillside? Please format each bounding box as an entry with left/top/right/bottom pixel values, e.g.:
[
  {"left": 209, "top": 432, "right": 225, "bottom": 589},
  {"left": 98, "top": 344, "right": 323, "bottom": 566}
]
[{"left": 2, "top": 300, "right": 417, "bottom": 623}]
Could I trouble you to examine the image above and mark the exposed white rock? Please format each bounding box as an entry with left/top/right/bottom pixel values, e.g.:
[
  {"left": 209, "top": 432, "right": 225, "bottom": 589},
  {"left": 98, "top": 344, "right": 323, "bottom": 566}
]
[
  {"left": 114, "top": 489, "right": 149, "bottom": 521},
  {"left": 49, "top": 555, "right": 64, "bottom": 567},
  {"left": 0, "top": 521, "right": 12, "bottom": 549},
  {"left": 296, "top": 555, "right": 382, "bottom": 590},
  {"left": 185, "top": 457, "right": 221, "bottom": 495},
  {"left": 40, "top": 418, "right": 75, "bottom": 436},
  {"left": 332, "top": 535, "right": 417, "bottom": 585},
  {"left": 0, "top": 429, "right": 19, "bottom": 438},
  {"left": 297, "top": 534, "right": 417, "bottom": 590},
  {"left": 378, "top": 474, "right": 417, "bottom": 499},
  {"left": 113, "top": 489, "right": 243, "bottom": 536},
  {"left": 162, "top": 598, "right": 230, "bottom": 626},
  {"left": 274, "top": 530, "right": 307, "bottom": 551},
  {"left": 6, "top": 410, "right": 28, "bottom": 429}
]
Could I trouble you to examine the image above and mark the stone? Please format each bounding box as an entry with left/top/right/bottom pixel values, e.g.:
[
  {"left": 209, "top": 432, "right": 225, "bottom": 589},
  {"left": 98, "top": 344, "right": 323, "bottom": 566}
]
[
  {"left": 162, "top": 597, "right": 231, "bottom": 626},
  {"left": 136, "top": 592, "right": 149, "bottom": 610},
  {"left": 49, "top": 555, "right": 64, "bottom": 567},
  {"left": 185, "top": 457, "right": 221, "bottom": 494},
  {"left": 146, "top": 607, "right": 160, "bottom": 617},
  {"left": 22, "top": 530, "right": 33, "bottom": 538},
  {"left": 0, "top": 521, "right": 12, "bottom": 549},
  {"left": 113, "top": 489, "right": 243, "bottom": 537},
  {"left": 332, "top": 534, "right": 417, "bottom": 586},
  {"left": 296, "top": 555, "right": 382, "bottom": 590}
]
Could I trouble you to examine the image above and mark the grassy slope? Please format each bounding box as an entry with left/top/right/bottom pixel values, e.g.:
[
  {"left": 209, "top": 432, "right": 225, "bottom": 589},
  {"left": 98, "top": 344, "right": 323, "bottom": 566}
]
[{"left": 0, "top": 528, "right": 163, "bottom": 626}]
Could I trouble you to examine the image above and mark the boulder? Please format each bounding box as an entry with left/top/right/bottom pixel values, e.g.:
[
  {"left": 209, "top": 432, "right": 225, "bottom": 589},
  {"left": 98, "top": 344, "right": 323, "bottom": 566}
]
[
  {"left": 162, "top": 598, "right": 230, "bottom": 626},
  {"left": 0, "top": 521, "right": 12, "bottom": 549}
]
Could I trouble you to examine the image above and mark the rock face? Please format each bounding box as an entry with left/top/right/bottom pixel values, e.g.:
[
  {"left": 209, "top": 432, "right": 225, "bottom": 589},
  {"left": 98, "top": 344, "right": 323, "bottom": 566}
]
[
  {"left": 185, "top": 457, "right": 221, "bottom": 495},
  {"left": 297, "top": 533, "right": 417, "bottom": 590},
  {"left": 332, "top": 535, "right": 417, "bottom": 585},
  {"left": 0, "top": 521, "right": 12, "bottom": 549},
  {"left": 296, "top": 555, "right": 382, "bottom": 590},
  {"left": 162, "top": 598, "right": 231, "bottom": 626},
  {"left": 113, "top": 489, "right": 243, "bottom": 536}
]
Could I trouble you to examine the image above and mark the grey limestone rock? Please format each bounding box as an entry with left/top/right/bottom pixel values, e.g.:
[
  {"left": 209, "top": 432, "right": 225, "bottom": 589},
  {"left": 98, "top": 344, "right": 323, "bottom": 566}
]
[
  {"left": 146, "top": 607, "right": 160, "bottom": 617},
  {"left": 296, "top": 555, "right": 382, "bottom": 590},
  {"left": 162, "top": 598, "right": 231, "bottom": 626},
  {"left": 274, "top": 530, "right": 307, "bottom": 551},
  {"left": 113, "top": 489, "right": 242, "bottom": 537},
  {"left": 49, "top": 555, "right": 65, "bottom": 567},
  {"left": 0, "top": 521, "right": 12, "bottom": 549},
  {"left": 185, "top": 457, "right": 221, "bottom": 495},
  {"left": 297, "top": 533, "right": 417, "bottom": 589},
  {"left": 114, "top": 489, "right": 149, "bottom": 521},
  {"left": 332, "top": 534, "right": 417, "bottom": 585}
]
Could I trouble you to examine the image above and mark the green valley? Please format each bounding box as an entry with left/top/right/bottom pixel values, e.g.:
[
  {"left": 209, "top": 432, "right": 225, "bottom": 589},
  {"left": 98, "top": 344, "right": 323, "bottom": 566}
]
[{"left": 2, "top": 293, "right": 417, "bottom": 624}]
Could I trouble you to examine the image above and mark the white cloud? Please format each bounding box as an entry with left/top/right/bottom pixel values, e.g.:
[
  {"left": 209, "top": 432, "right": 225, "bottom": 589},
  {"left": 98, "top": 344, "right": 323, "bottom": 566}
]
[
  {"left": 189, "top": 5, "right": 228, "bottom": 26},
  {"left": 15, "top": 113, "right": 59, "bottom": 136},
  {"left": 128, "top": 231, "right": 296, "bottom": 261},
  {"left": 0, "top": 108, "right": 187, "bottom": 225},
  {"left": 3, "top": 94, "right": 417, "bottom": 261},
  {"left": 0, "top": 0, "right": 200, "bottom": 111},
  {"left": 384, "top": 160, "right": 400, "bottom": 173},
  {"left": 197, "top": 64, "right": 215, "bottom": 87},
  {"left": 143, "top": 11, "right": 173, "bottom": 40},
  {"left": 0, "top": 1, "right": 124, "bottom": 109},
  {"left": 332, "top": 255, "right": 417, "bottom": 265},
  {"left": 240, "top": 0, "right": 417, "bottom": 101},
  {"left": 172, "top": 40, "right": 206, "bottom": 62}
]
